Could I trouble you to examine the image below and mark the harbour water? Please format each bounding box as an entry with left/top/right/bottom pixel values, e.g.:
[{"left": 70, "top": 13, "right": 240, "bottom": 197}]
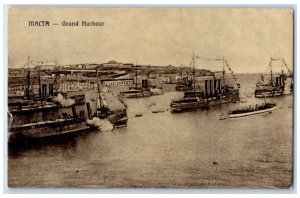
[{"left": 8, "top": 74, "right": 293, "bottom": 188}]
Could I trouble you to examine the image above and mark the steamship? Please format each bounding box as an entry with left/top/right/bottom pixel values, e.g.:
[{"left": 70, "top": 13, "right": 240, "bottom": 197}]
[
  {"left": 89, "top": 68, "right": 128, "bottom": 128},
  {"left": 93, "top": 91, "right": 128, "bottom": 127},
  {"left": 254, "top": 57, "right": 289, "bottom": 98},
  {"left": 119, "top": 64, "right": 160, "bottom": 98},
  {"left": 170, "top": 54, "right": 240, "bottom": 113},
  {"left": 8, "top": 105, "right": 97, "bottom": 142},
  {"left": 8, "top": 58, "right": 60, "bottom": 115}
]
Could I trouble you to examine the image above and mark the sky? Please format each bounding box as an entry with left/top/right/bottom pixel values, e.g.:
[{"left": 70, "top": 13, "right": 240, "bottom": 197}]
[{"left": 8, "top": 8, "right": 294, "bottom": 73}]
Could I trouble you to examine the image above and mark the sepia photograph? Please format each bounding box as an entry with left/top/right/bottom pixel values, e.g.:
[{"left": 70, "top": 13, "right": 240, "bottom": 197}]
[{"left": 6, "top": 7, "right": 294, "bottom": 189}]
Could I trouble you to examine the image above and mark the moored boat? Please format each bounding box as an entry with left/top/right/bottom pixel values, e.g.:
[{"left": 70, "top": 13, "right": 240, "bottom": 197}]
[
  {"left": 88, "top": 68, "right": 128, "bottom": 128},
  {"left": 254, "top": 57, "right": 292, "bottom": 98},
  {"left": 8, "top": 105, "right": 97, "bottom": 142},
  {"left": 119, "top": 63, "right": 162, "bottom": 98},
  {"left": 170, "top": 53, "right": 240, "bottom": 113},
  {"left": 8, "top": 58, "right": 60, "bottom": 115}
]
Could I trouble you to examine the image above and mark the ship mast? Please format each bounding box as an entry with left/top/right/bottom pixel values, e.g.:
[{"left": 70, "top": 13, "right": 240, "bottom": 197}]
[
  {"left": 96, "top": 67, "right": 102, "bottom": 108},
  {"left": 270, "top": 57, "right": 273, "bottom": 83},
  {"left": 222, "top": 56, "right": 225, "bottom": 92},
  {"left": 26, "top": 56, "right": 31, "bottom": 98},
  {"left": 192, "top": 50, "right": 195, "bottom": 92},
  {"left": 135, "top": 60, "right": 138, "bottom": 88},
  {"left": 281, "top": 58, "right": 284, "bottom": 75},
  {"left": 38, "top": 67, "right": 42, "bottom": 101}
]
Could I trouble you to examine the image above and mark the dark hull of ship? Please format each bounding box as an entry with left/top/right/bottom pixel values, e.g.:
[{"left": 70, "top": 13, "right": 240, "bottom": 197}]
[
  {"left": 8, "top": 118, "right": 97, "bottom": 142},
  {"left": 170, "top": 92, "right": 239, "bottom": 113},
  {"left": 107, "top": 109, "right": 128, "bottom": 127},
  {"left": 111, "top": 116, "right": 128, "bottom": 128}
]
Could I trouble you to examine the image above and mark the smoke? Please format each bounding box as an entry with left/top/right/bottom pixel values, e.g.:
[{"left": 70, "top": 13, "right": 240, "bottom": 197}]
[
  {"left": 54, "top": 93, "right": 75, "bottom": 107},
  {"left": 150, "top": 88, "right": 163, "bottom": 94},
  {"left": 86, "top": 117, "right": 114, "bottom": 131}
]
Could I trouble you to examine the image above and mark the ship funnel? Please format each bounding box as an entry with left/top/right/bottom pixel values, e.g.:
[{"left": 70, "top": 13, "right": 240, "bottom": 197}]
[
  {"left": 142, "top": 79, "right": 148, "bottom": 88},
  {"left": 71, "top": 105, "right": 77, "bottom": 119},
  {"left": 210, "top": 80, "right": 213, "bottom": 96},
  {"left": 214, "top": 79, "right": 218, "bottom": 95},
  {"left": 205, "top": 80, "right": 209, "bottom": 97}
]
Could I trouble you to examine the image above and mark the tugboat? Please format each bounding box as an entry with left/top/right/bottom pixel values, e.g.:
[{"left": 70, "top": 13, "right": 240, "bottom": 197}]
[
  {"left": 254, "top": 57, "right": 291, "bottom": 98},
  {"left": 170, "top": 53, "right": 240, "bottom": 113}
]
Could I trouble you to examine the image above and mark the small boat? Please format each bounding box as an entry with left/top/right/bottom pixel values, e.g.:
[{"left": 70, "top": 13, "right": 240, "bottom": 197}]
[
  {"left": 152, "top": 109, "right": 167, "bottom": 113},
  {"left": 229, "top": 102, "right": 276, "bottom": 118},
  {"left": 148, "top": 102, "right": 156, "bottom": 107}
]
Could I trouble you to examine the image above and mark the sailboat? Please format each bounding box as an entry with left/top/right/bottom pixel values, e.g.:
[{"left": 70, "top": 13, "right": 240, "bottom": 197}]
[
  {"left": 254, "top": 57, "right": 290, "bottom": 98},
  {"left": 170, "top": 53, "right": 240, "bottom": 113}
]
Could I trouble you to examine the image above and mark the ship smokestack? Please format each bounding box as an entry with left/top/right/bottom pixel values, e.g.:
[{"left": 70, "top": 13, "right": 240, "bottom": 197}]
[
  {"left": 71, "top": 105, "right": 77, "bottom": 119},
  {"left": 142, "top": 79, "right": 148, "bottom": 88},
  {"left": 214, "top": 80, "right": 217, "bottom": 95},
  {"left": 205, "top": 80, "right": 209, "bottom": 97},
  {"left": 210, "top": 80, "right": 213, "bottom": 96}
]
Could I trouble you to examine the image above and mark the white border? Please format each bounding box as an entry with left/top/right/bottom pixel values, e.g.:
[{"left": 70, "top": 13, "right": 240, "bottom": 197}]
[{"left": 1, "top": 1, "right": 299, "bottom": 197}]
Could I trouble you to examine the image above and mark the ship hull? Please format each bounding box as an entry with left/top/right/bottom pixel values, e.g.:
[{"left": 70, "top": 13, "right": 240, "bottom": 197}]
[
  {"left": 120, "top": 91, "right": 159, "bottom": 98},
  {"left": 8, "top": 119, "right": 97, "bottom": 142},
  {"left": 254, "top": 88, "right": 284, "bottom": 98},
  {"left": 112, "top": 116, "right": 128, "bottom": 128},
  {"left": 171, "top": 92, "right": 239, "bottom": 113},
  {"left": 229, "top": 106, "right": 276, "bottom": 118}
]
